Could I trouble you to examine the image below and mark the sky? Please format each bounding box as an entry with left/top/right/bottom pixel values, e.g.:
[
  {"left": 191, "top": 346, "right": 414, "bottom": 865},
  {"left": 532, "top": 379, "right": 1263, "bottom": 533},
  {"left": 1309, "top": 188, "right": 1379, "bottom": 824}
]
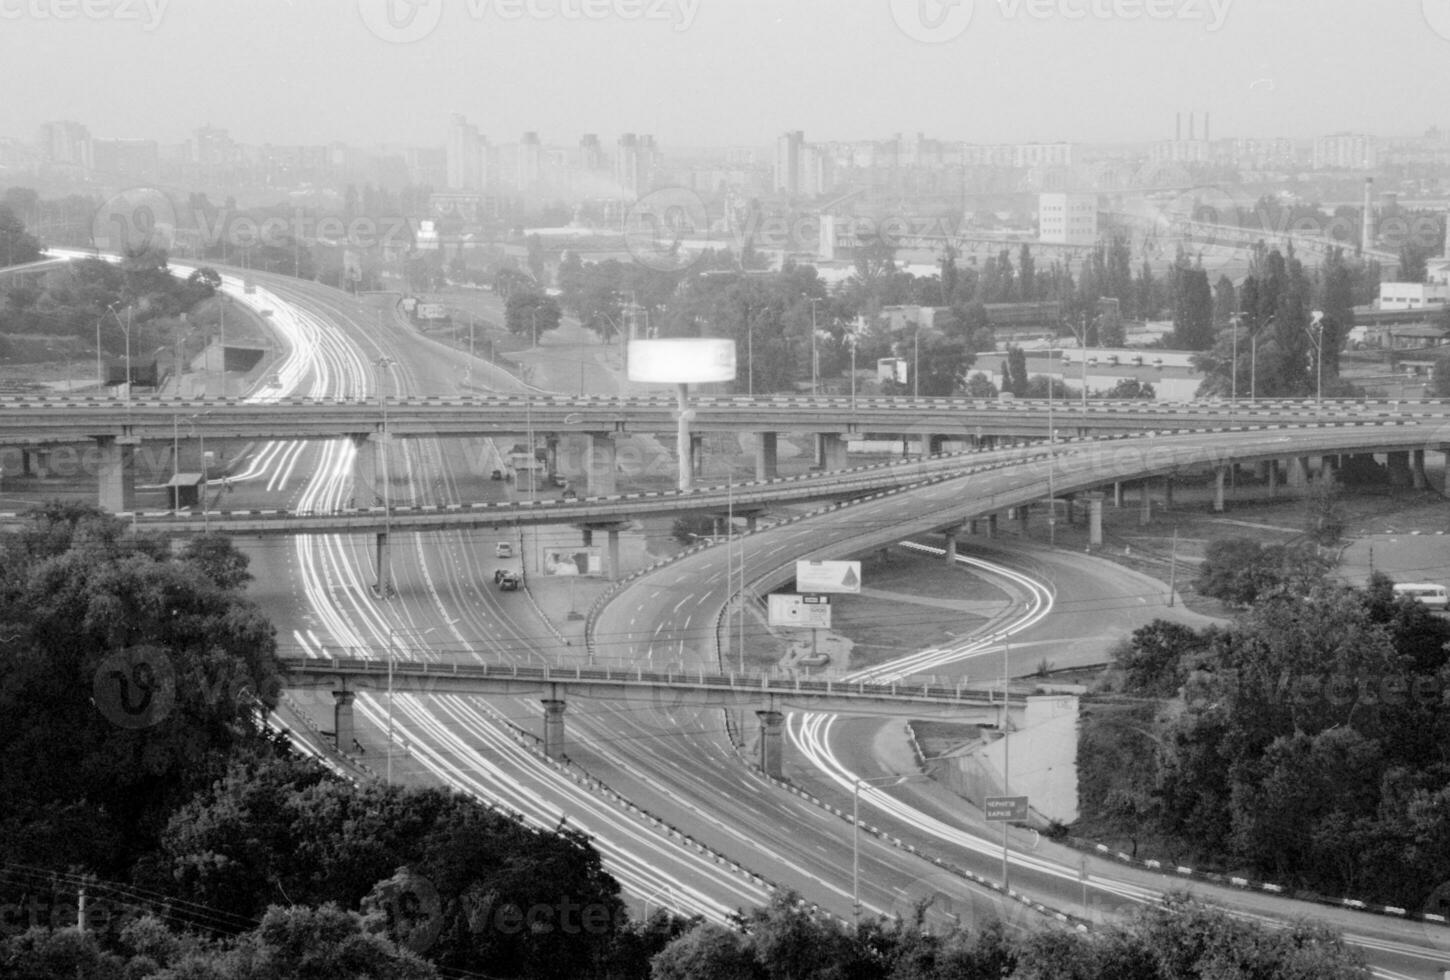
[{"left": 2, "top": 0, "right": 1448, "bottom": 149}]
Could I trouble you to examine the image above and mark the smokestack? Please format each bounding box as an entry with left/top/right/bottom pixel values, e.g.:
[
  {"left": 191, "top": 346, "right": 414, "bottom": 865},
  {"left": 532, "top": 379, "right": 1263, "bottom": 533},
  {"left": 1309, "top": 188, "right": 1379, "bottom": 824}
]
[
  {"left": 1176, "top": 112, "right": 1181, "bottom": 141},
  {"left": 1204, "top": 112, "right": 1210, "bottom": 142},
  {"left": 1190, "top": 112, "right": 1196, "bottom": 140},
  {"left": 1362, "top": 177, "right": 1374, "bottom": 253}
]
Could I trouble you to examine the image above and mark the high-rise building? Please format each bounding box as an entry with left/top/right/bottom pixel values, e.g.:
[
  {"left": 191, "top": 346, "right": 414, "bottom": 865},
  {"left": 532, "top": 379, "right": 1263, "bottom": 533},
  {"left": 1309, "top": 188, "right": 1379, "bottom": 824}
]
[
  {"left": 518, "top": 131, "right": 541, "bottom": 188},
  {"left": 92, "top": 138, "right": 159, "bottom": 181},
  {"left": 37, "top": 120, "right": 93, "bottom": 171},
  {"left": 1314, "top": 132, "right": 1377, "bottom": 170},
  {"left": 579, "top": 133, "right": 605, "bottom": 172},
  {"left": 446, "top": 114, "right": 486, "bottom": 190},
  {"left": 774, "top": 130, "right": 804, "bottom": 194},
  {"left": 1038, "top": 192, "right": 1098, "bottom": 245}
]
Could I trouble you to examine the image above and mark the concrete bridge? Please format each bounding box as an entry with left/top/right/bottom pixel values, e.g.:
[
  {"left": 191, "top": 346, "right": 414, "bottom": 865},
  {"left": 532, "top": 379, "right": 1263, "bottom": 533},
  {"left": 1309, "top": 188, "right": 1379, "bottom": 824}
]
[
  {"left": 283, "top": 655, "right": 1031, "bottom": 778},
  {"left": 1, "top": 391, "right": 1443, "bottom": 513}
]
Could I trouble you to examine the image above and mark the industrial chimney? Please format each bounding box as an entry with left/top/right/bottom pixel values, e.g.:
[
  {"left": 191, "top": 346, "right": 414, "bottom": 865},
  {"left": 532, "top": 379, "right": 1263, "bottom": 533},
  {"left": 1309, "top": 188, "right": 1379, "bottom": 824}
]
[
  {"left": 1204, "top": 112, "right": 1210, "bottom": 143},
  {"left": 1176, "top": 112, "right": 1181, "bottom": 141},
  {"left": 1189, "top": 112, "right": 1196, "bottom": 140}
]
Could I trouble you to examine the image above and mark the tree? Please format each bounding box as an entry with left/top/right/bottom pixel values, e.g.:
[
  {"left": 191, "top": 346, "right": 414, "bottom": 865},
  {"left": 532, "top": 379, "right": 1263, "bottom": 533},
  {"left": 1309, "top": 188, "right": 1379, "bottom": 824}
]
[
  {"left": 505, "top": 291, "right": 562, "bottom": 340},
  {"left": 1194, "top": 537, "right": 1332, "bottom": 606},
  {"left": 1003, "top": 346, "right": 1029, "bottom": 397},
  {"left": 1168, "top": 266, "right": 1214, "bottom": 350},
  {"left": 650, "top": 923, "right": 758, "bottom": 980},
  {"left": 1099, "top": 378, "right": 1154, "bottom": 399},
  {"left": 0, "top": 504, "right": 282, "bottom": 880},
  {"left": 0, "top": 204, "right": 44, "bottom": 266},
  {"left": 216, "top": 904, "right": 437, "bottom": 979}
]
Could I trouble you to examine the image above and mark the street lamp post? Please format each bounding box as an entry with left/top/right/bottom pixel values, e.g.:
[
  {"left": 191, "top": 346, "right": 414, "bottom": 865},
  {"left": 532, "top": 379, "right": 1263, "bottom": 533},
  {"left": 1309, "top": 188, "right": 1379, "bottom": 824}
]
[
  {"left": 384, "top": 626, "right": 435, "bottom": 785},
  {"left": 376, "top": 356, "right": 395, "bottom": 595},
  {"left": 1229, "top": 314, "right": 1241, "bottom": 405},
  {"left": 913, "top": 322, "right": 920, "bottom": 398},
  {"left": 851, "top": 773, "right": 920, "bottom": 926},
  {"left": 1308, "top": 310, "right": 1325, "bottom": 410},
  {"left": 530, "top": 309, "right": 539, "bottom": 349},
  {"left": 1046, "top": 346, "right": 1056, "bottom": 545},
  {"left": 808, "top": 297, "right": 822, "bottom": 396}
]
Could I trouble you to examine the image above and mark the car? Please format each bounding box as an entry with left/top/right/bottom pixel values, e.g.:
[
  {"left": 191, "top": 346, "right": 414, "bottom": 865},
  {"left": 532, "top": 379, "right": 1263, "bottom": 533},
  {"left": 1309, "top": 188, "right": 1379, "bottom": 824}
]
[
  {"left": 496, "top": 570, "right": 520, "bottom": 591},
  {"left": 490, "top": 469, "right": 504, "bottom": 480},
  {"left": 550, "top": 473, "right": 567, "bottom": 488},
  {"left": 495, "top": 542, "right": 513, "bottom": 558},
  {"left": 562, "top": 488, "right": 577, "bottom": 501}
]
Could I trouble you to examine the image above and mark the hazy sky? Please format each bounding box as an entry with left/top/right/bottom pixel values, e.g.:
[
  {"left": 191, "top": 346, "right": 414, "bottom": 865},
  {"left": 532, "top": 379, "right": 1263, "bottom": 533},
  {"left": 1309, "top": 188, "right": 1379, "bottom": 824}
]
[{"left": 3, "top": 0, "right": 1448, "bottom": 148}]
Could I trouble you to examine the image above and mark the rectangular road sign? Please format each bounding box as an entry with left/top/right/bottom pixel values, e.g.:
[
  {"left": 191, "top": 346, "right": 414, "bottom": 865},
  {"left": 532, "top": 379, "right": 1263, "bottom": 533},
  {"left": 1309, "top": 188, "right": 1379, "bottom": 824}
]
[
  {"left": 767, "top": 594, "right": 832, "bottom": 628},
  {"left": 795, "top": 560, "right": 861, "bottom": 595},
  {"left": 984, "top": 796, "right": 1029, "bottom": 821}
]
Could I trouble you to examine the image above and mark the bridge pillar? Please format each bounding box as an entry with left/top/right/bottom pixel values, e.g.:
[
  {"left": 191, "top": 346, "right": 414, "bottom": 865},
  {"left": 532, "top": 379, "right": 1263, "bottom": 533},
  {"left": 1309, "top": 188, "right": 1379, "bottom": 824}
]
[
  {"left": 1413, "top": 449, "right": 1429, "bottom": 489},
  {"left": 967, "top": 518, "right": 978, "bottom": 536},
  {"left": 1288, "top": 456, "right": 1309, "bottom": 488},
  {"left": 755, "top": 431, "right": 778, "bottom": 481},
  {"left": 1162, "top": 476, "right": 1174, "bottom": 509},
  {"left": 1139, "top": 481, "right": 1152, "bottom": 526},
  {"left": 1387, "top": 451, "right": 1413, "bottom": 488},
  {"left": 22, "top": 448, "right": 51, "bottom": 479},
  {"left": 1063, "top": 496, "right": 1075, "bottom": 526},
  {"left": 542, "top": 698, "right": 567, "bottom": 761},
  {"left": 1086, "top": 492, "right": 1104, "bottom": 547},
  {"left": 985, "top": 513, "right": 997, "bottom": 538},
  {"left": 816, "top": 433, "right": 848, "bottom": 471},
  {"left": 332, "top": 691, "right": 356, "bottom": 753},
  {"left": 375, "top": 532, "right": 392, "bottom": 597},
  {"left": 585, "top": 432, "right": 617, "bottom": 497},
  {"left": 943, "top": 525, "right": 959, "bottom": 563},
  {"left": 756, "top": 709, "right": 785, "bottom": 779},
  {"left": 1016, "top": 505, "right": 1029, "bottom": 533},
  {"left": 1112, "top": 481, "right": 1123, "bottom": 508},
  {"left": 689, "top": 434, "right": 705, "bottom": 482},
  {"left": 926, "top": 433, "right": 948, "bottom": 456},
  {"left": 1320, "top": 455, "right": 1339, "bottom": 484},
  {"left": 1267, "top": 460, "right": 1279, "bottom": 498},
  {"left": 607, "top": 529, "right": 621, "bottom": 579},
  {"left": 746, "top": 514, "right": 758, "bottom": 532},
  {"left": 95, "top": 436, "right": 139, "bottom": 513},
  {"left": 1213, "top": 467, "right": 1226, "bottom": 512}
]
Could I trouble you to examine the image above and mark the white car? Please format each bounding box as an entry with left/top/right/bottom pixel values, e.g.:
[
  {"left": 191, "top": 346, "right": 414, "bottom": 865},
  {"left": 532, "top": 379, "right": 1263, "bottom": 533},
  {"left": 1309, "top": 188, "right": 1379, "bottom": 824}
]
[{"left": 495, "top": 542, "right": 513, "bottom": 558}]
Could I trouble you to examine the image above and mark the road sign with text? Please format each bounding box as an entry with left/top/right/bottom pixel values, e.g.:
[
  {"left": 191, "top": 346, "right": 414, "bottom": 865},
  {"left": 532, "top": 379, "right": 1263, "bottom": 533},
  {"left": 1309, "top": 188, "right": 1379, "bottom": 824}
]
[{"left": 984, "top": 796, "right": 1029, "bottom": 821}]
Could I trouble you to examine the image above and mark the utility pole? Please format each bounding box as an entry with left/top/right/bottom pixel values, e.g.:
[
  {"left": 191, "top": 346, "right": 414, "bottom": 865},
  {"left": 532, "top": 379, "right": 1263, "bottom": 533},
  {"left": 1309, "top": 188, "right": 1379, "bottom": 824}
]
[{"left": 1167, "top": 526, "right": 1179, "bottom": 606}]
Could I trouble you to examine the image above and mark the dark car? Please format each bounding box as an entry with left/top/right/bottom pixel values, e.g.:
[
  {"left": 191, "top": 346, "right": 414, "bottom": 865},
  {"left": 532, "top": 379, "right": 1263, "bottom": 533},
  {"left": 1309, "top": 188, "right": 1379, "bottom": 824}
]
[{"left": 497, "top": 570, "right": 520, "bottom": 591}]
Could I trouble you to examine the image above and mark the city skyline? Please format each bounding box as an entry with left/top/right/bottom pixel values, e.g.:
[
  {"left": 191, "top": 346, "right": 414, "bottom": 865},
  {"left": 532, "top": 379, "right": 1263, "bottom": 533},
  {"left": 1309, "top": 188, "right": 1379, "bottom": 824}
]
[{"left": 1, "top": 0, "right": 1447, "bottom": 150}]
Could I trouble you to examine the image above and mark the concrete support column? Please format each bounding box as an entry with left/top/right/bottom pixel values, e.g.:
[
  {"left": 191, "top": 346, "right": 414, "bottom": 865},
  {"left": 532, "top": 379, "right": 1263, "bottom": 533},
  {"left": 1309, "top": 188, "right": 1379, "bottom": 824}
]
[
  {"left": 95, "top": 436, "right": 139, "bottom": 513},
  {"left": 1063, "top": 497, "right": 1075, "bottom": 526},
  {"left": 985, "top": 513, "right": 998, "bottom": 538},
  {"left": 332, "top": 691, "right": 356, "bottom": 753},
  {"left": 1413, "top": 449, "right": 1428, "bottom": 490},
  {"left": 944, "top": 526, "right": 959, "bottom": 564},
  {"left": 1017, "top": 506, "right": 1029, "bottom": 532},
  {"left": 1321, "top": 455, "right": 1339, "bottom": 484},
  {"left": 1087, "top": 492, "right": 1105, "bottom": 547},
  {"left": 375, "top": 532, "right": 392, "bottom": 597},
  {"left": 967, "top": 519, "right": 978, "bottom": 535},
  {"left": 817, "top": 433, "right": 848, "bottom": 471},
  {"left": 607, "top": 529, "right": 621, "bottom": 580},
  {"left": 1163, "top": 477, "right": 1174, "bottom": 509},
  {"left": 1267, "top": 461, "right": 1279, "bottom": 498},
  {"left": 1139, "top": 480, "right": 1152, "bottom": 526},
  {"left": 542, "top": 698, "right": 567, "bottom": 761},
  {"left": 586, "top": 432, "right": 617, "bottom": 497},
  {"left": 756, "top": 709, "right": 785, "bottom": 779},
  {"left": 1288, "top": 456, "right": 1309, "bottom": 488},
  {"left": 755, "top": 431, "right": 778, "bottom": 482},
  {"left": 1213, "top": 467, "right": 1227, "bottom": 513},
  {"left": 1113, "top": 481, "right": 1123, "bottom": 508},
  {"left": 22, "top": 448, "right": 51, "bottom": 479},
  {"left": 926, "top": 434, "right": 947, "bottom": 456},
  {"left": 746, "top": 514, "right": 758, "bottom": 532},
  {"left": 689, "top": 434, "right": 704, "bottom": 481},
  {"left": 1387, "top": 451, "right": 1412, "bottom": 488}
]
